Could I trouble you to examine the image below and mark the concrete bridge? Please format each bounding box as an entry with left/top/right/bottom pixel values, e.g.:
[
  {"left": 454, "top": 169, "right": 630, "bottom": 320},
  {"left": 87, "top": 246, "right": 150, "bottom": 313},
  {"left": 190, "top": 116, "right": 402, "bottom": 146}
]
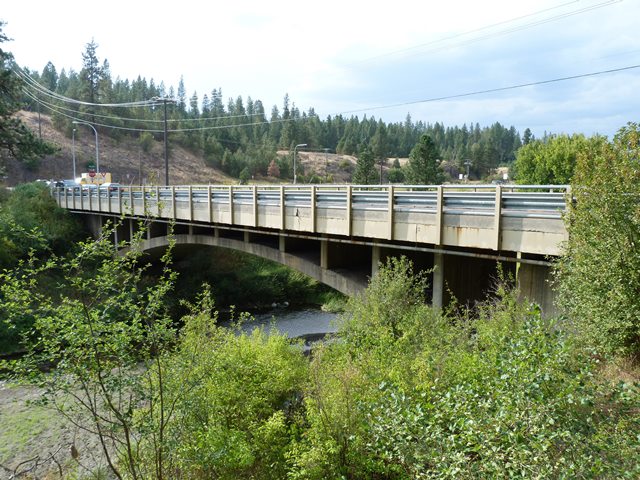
[{"left": 54, "top": 184, "right": 569, "bottom": 314}]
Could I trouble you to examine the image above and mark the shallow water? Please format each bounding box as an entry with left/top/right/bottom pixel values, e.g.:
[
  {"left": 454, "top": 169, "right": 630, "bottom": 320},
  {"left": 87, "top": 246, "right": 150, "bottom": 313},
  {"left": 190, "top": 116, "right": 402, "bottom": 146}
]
[{"left": 241, "top": 308, "right": 339, "bottom": 339}]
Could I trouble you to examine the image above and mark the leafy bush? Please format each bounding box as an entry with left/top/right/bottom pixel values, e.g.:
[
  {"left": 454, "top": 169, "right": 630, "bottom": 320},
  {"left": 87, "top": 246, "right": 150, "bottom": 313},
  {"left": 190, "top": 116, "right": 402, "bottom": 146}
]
[
  {"left": 292, "top": 257, "right": 640, "bottom": 479},
  {"left": 555, "top": 123, "right": 640, "bottom": 356},
  {"left": 159, "top": 292, "right": 308, "bottom": 479}
]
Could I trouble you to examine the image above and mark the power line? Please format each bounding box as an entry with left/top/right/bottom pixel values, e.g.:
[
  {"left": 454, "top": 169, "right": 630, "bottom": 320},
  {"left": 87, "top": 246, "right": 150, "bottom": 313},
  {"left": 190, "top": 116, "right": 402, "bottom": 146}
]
[
  {"left": 22, "top": 62, "right": 640, "bottom": 134},
  {"left": 17, "top": 66, "right": 274, "bottom": 123},
  {"left": 337, "top": 64, "right": 640, "bottom": 116},
  {"left": 352, "top": 0, "right": 620, "bottom": 66}
]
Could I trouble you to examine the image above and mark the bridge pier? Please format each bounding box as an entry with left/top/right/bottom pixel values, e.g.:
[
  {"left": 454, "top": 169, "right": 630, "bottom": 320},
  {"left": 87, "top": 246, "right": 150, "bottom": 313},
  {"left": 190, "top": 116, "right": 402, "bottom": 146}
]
[
  {"left": 517, "top": 254, "right": 557, "bottom": 317},
  {"left": 432, "top": 253, "right": 444, "bottom": 309}
]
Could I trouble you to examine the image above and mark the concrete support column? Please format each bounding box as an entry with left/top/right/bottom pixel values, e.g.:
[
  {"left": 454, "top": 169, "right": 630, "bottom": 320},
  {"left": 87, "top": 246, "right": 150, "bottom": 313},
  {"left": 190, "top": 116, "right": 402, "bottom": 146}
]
[
  {"left": 279, "top": 235, "right": 285, "bottom": 252},
  {"left": 517, "top": 262, "right": 556, "bottom": 317},
  {"left": 244, "top": 231, "right": 251, "bottom": 243},
  {"left": 371, "top": 244, "right": 381, "bottom": 277},
  {"left": 321, "top": 239, "right": 329, "bottom": 269},
  {"left": 432, "top": 252, "right": 444, "bottom": 309}
]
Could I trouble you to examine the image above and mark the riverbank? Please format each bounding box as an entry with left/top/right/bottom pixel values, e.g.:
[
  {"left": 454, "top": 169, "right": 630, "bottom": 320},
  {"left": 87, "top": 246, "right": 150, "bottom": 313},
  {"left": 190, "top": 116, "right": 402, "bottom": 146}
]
[{"left": 0, "top": 308, "right": 338, "bottom": 479}]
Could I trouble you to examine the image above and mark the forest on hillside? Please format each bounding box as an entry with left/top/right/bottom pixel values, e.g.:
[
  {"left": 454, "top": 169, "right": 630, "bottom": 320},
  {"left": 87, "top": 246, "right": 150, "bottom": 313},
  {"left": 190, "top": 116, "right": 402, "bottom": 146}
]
[{"left": 19, "top": 40, "right": 527, "bottom": 181}]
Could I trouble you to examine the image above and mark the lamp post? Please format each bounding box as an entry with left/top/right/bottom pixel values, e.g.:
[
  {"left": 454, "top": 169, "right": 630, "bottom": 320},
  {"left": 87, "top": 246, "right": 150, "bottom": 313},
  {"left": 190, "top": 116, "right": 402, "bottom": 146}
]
[
  {"left": 72, "top": 121, "right": 99, "bottom": 174},
  {"left": 293, "top": 143, "right": 307, "bottom": 184},
  {"left": 72, "top": 128, "right": 77, "bottom": 180},
  {"left": 151, "top": 97, "right": 175, "bottom": 186}
]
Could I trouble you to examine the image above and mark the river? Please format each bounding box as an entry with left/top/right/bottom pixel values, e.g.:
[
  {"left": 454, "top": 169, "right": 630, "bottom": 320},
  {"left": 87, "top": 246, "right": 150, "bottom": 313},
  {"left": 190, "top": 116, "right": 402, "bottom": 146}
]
[{"left": 240, "top": 308, "right": 340, "bottom": 342}]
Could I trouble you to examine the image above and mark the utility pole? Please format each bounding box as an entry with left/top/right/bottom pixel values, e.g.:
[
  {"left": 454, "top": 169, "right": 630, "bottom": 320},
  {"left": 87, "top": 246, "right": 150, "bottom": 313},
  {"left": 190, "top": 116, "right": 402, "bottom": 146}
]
[
  {"left": 163, "top": 98, "right": 169, "bottom": 185},
  {"left": 323, "top": 148, "right": 330, "bottom": 183},
  {"left": 151, "top": 97, "right": 175, "bottom": 186}
]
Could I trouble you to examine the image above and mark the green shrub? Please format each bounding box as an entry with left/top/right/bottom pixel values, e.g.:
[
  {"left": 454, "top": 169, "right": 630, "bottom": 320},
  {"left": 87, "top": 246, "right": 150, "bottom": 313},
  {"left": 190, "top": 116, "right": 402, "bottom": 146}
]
[
  {"left": 160, "top": 296, "right": 308, "bottom": 479},
  {"left": 555, "top": 123, "right": 640, "bottom": 356},
  {"left": 292, "top": 257, "right": 640, "bottom": 479}
]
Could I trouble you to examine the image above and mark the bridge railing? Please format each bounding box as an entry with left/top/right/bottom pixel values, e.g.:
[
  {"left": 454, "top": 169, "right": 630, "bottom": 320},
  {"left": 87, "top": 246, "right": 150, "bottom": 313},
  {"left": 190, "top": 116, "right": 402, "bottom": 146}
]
[{"left": 53, "top": 184, "right": 570, "bottom": 256}]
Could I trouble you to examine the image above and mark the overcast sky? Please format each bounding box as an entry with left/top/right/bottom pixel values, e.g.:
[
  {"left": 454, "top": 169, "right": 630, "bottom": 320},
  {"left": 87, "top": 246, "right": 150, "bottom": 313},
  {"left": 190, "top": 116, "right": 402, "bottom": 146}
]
[{"left": 3, "top": 0, "right": 639, "bottom": 138}]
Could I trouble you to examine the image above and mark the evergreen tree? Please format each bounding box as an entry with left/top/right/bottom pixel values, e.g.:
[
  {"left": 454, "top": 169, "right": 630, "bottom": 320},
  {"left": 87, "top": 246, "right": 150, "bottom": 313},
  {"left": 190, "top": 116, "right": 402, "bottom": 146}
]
[
  {"left": 0, "top": 22, "right": 55, "bottom": 172},
  {"left": 353, "top": 146, "right": 376, "bottom": 184},
  {"left": 405, "top": 134, "right": 445, "bottom": 185},
  {"left": 371, "top": 120, "right": 389, "bottom": 183},
  {"left": 177, "top": 76, "right": 187, "bottom": 113},
  {"left": 40, "top": 61, "right": 58, "bottom": 91},
  {"left": 80, "top": 39, "right": 102, "bottom": 105}
]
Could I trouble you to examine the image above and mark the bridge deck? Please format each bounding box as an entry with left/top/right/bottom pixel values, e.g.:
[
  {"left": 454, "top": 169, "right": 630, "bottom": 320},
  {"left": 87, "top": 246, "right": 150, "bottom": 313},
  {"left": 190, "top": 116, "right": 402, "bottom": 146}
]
[{"left": 55, "top": 184, "right": 569, "bottom": 256}]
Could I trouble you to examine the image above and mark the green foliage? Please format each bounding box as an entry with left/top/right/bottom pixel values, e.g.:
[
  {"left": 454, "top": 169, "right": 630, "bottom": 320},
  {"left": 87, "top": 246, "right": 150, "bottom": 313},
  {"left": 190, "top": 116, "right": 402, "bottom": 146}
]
[
  {"left": 0, "top": 182, "right": 85, "bottom": 265},
  {"left": 555, "top": 123, "right": 640, "bottom": 355},
  {"left": 239, "top": 166, "right": 251, "bottom": 184},
  {"left": 0, "top": 182, "right": 86, "bottom": 353},
  {"left": 513, "top": 133, "right": 605, "bottom": 185},
  {"left": 352, "top": 146, "right": 376, "bottom": 184},
  {"left": 0, "top": 221, "right": 179, "bottom": 480},
  {"left": 138, "top": 131, "right": 154, "bottom": 153},
  {"left": 160, "top": 297, "right": 308, "bottom": 479},
  {"left": 292, "top": 257, "right": 640, "bottom": 479},
  {"left": 169, "top": 248, "right": 335, "bottom": 313},
  {"left": 405, "top": 134, "right": 445, "bottom": 185},
  {"left": 0, "top": 23, "right": 56, "bottom": 171}
]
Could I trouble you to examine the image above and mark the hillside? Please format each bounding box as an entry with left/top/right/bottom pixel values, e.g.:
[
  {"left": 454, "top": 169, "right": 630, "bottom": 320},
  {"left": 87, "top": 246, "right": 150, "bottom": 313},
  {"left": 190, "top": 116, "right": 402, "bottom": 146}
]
[
  {"left": 6, "top": 111, "right": 234, "bottom": 187},
  {"left": 5, "top": 112, "right": 388, "bottom": 186}
]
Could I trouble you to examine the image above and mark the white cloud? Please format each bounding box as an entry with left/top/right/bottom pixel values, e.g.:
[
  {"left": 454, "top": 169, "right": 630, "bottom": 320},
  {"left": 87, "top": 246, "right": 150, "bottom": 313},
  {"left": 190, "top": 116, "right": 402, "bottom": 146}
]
[{"left": 3, "top": 0, "right": 639, "bottom": 136}]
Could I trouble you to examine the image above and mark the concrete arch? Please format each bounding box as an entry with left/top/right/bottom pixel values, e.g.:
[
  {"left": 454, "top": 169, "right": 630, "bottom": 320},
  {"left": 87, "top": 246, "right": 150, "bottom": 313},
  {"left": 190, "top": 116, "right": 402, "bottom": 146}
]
[{"left": 138, "top": 234, "right": 368, "bottom": 297}]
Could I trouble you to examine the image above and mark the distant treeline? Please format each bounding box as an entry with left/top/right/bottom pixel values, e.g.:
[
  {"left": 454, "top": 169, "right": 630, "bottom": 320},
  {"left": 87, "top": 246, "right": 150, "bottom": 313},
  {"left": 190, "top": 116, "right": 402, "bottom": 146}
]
[{"left": 22, "top": 40, "right": 529, "bottom": 180}]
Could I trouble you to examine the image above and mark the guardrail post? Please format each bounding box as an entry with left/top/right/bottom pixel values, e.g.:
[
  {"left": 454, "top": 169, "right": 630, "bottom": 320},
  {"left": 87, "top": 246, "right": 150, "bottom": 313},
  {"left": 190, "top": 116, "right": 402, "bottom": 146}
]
[
  {"left": 280, "top": 185, "right": 285, "bottom": 230},
  {"left": 117, "top": 186, "right": 122, "bottom": 214},
  {"left": 142, "top": 186, "right": 146, "bottom": 214},
  {"left": 252, "top": 185, "right": 258, "bottom": 227},
  {"left": 188, "top": 185, "right": 193, "bottom": 221},
  {"left": 208, "top": 185, "right": 212, "bottom": 223},
  {"left": 228, "top": 186, "right": 234, "bottom": 224},
  {"left": 493, "top": 185, "right": 502, "bottom": 251},
  {"left": 346, "top": 185, "right": 352, "bottom": 236},
  {"left": 80, "top": 186, "right": 84, "bottom": 210},
  {"left": 387, "top": 185, "right": 395, "bottom": 240},
  {"left": 129, "top": 187, "right": 133, "bottom": 216},
  {"left": 98, "top": 185, "right": 102, "bottom": 212},
  {"left": 171, "top": 186, "right": 176, "bottom": 219},
  {"left": 156, "top": 186, "right": 160, "bottom": 217},
  {"left": 310, "top": 185, "right": 316, "bottom": 232},
  {"left": 108, "top": 186, "right": 112, "bottom": 214},
  {"left": 435, "top": 186, "right": 443, "bottom": 245},
  {"left": 89, "top": 186, "right": 93, "bottom": 211}
]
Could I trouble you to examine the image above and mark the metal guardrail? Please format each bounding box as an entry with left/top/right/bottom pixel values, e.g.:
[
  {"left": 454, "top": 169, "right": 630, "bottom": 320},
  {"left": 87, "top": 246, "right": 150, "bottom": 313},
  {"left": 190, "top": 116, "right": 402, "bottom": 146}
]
[{"left": 54, "top": 184, "right": 569, "bottom": 220}]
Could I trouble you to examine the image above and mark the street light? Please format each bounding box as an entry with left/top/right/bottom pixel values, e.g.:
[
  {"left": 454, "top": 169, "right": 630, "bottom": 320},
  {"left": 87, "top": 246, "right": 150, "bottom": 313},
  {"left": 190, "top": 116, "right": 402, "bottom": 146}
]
[
  {"left": 72, "top": 121, "right": 99, "bottom": 174},
  {"left": 72, "top": 128, "right": 77, "bottom": 180},
  {"left": 151, "top": 96, "right": 175, "bottom": 186},
  {"left": 293, "top": 143, "right": 307, "bottom": 184}
]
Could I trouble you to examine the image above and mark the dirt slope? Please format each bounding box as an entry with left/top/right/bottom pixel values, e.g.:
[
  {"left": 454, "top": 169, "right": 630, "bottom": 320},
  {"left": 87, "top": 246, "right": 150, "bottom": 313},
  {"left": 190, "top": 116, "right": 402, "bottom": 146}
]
[{"left": 5, "top": 111, "right": 234, "bottom": 187}]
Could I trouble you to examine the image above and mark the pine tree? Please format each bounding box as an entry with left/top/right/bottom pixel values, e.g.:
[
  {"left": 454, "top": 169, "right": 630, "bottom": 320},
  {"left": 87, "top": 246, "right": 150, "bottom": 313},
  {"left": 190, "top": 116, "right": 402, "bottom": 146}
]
[
  {"left": 405, "top": 134, "right": 445, "bottom": 185},
  {"left": 353, "top": 146, "right": 376, "bottom": 184},
  {"left": 0, "top": 22, "right": 55, "bottom": 172}
]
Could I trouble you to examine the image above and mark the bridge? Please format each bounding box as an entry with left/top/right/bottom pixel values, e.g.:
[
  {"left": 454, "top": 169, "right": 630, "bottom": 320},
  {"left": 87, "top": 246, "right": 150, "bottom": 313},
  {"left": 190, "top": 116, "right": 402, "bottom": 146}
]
[{"left": 54, "top": 184, "right": 569, "bottom": 314}]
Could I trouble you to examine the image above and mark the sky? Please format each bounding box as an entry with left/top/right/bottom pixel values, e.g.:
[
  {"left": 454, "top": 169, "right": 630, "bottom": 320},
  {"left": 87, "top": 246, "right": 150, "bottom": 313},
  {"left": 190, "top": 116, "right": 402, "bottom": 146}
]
[{"left": 3, "top": 0, "right": 640, "bottom": 138}]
